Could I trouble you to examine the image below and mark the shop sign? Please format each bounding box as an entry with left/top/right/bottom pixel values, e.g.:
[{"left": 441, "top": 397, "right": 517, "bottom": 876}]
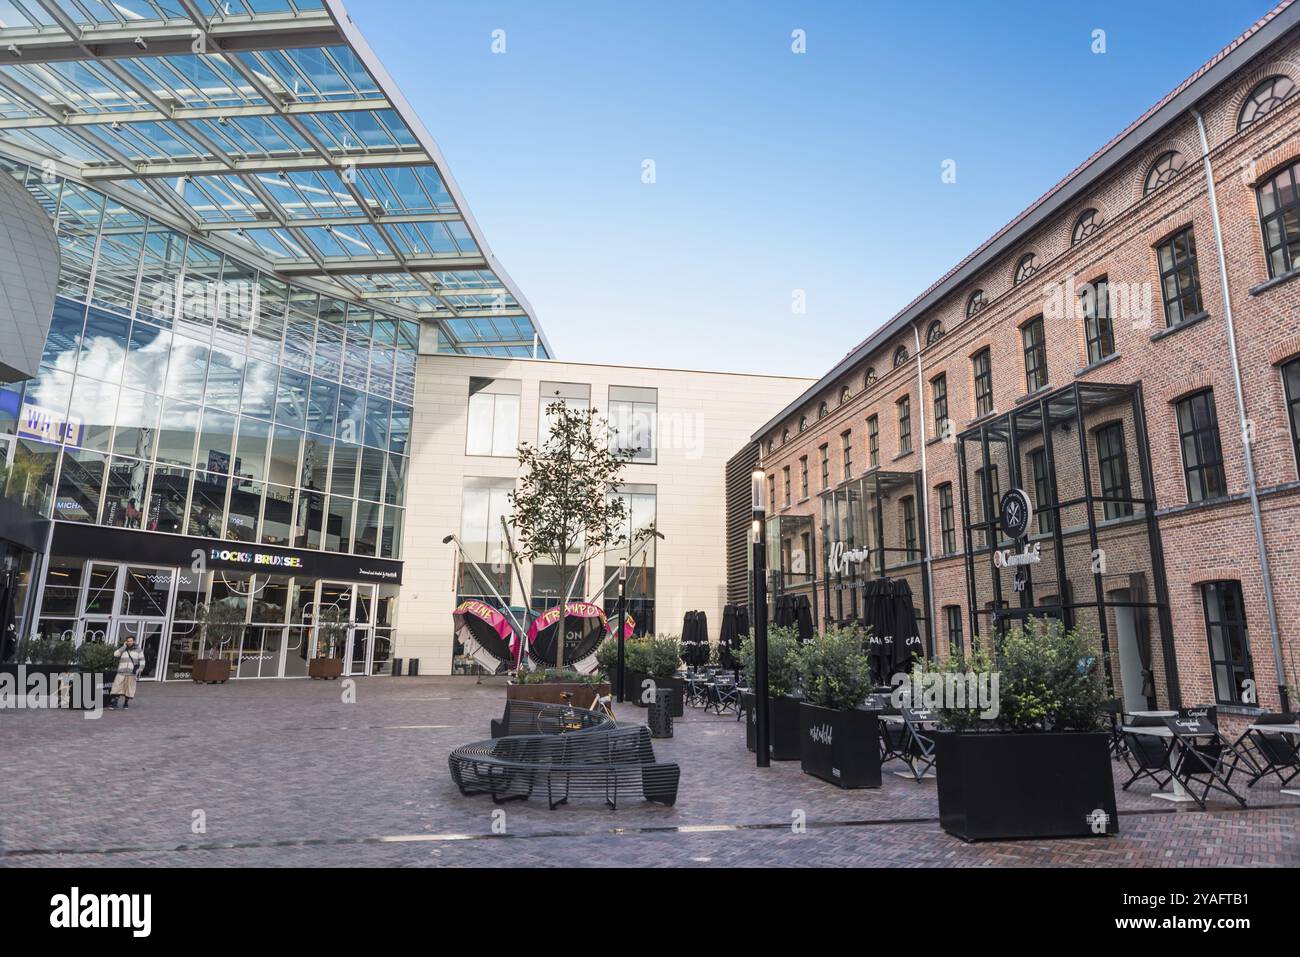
[
  {"left": 993, "top": 542, "right": 1042, "bottom": 569},
  {"left": 827, "top": 541, "right": 870, "bottom": 575},
  {"left": 18, "top": 402, "right": 81, "bottom": 446},
  {"left": 999, "top": 489, "right": 1033, "bottom": 540},
  {"left": 209, "top": 548, "right": 304, "bottom": 570}
]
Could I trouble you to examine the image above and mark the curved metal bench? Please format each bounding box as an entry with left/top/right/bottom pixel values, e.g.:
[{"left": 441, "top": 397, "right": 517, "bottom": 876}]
[
  {"left": 490, "top": 698, "right": 613, "bottom": 738},
  {"left": 452, "top": 703, "right": 679, "bottom": 810}
]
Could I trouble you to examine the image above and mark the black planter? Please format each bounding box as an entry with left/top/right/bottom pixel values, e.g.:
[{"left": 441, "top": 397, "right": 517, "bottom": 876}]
[
  {"left": 934, "top": 731, "right": 1119, "bottom": 842},
  {"left": 798, "top": 702, "right": 882, "bottom": 788},
  {"left": 744, "top": 693, "right": 803, "bottom": 760},
  {"left": 0, "top": 664, "right": 104, "bottom": 709},
  {"left": 625, "top": 671, "right": 684, "bottom": 717}
]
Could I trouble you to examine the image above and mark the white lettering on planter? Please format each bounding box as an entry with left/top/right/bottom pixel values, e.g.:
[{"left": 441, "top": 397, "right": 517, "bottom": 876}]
[{"left": 808, "top": 723, "right": 833, "bottom": 746}]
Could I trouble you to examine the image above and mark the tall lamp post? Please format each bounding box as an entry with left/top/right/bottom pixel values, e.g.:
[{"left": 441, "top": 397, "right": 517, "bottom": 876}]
[
  {"left": 751, "top": 470, "right": 771, "bottom": 768},
  {"left": 615, "top": 557, "right": 628, "bottom": 703}
]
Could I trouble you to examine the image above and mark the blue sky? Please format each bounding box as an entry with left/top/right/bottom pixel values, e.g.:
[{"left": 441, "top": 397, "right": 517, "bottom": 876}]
[{"left": 347, "top": 0, "right": 1277, "bottom": 375}]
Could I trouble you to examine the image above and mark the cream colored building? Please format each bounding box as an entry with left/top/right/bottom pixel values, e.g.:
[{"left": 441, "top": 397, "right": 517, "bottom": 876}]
[{"left": 397, "top": 353, "right": 813, "bottom": 674}]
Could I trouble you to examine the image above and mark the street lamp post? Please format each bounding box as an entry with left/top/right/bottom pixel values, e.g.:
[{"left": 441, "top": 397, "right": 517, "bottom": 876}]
[
  {"left": 616, "top": 557, "right": 628, "bottom": 703},
  {"left": 751, "top": 470, "right": 771, "bottom": 768}
]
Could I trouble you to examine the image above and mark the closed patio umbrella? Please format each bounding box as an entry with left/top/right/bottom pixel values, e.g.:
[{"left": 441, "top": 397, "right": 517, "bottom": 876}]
[
  {"left": 890, "top": 580, "right": 924, "bottom": 673},
  {"left": 794, "top": 594, "right": 815, "bottom": 643},
  {"left": 860, "top": 579, "right": 896, "bottom": 685}
]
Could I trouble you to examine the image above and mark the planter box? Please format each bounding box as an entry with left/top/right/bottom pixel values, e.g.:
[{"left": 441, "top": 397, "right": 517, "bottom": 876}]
[
  {"left": 0, "top": 664, "right": 104, "bottom": 709},
  {"left": 624, "top": 671, "right": 684, "bottom": 717},
  {"left": 744, "top": 693, "right": 803, "bottom": 760},
  {"left": 309, "top": 657, "right": 344, "bottom": 680},
  {"left": 934, "top": 731, "right": 1119, "bottom": 842},
  {"left": 506, "top": 681, "right": 611, "bottom": 709},
  {"left": 799, "top": 702, "right": 882, "bottom": 789},
  {"left": 191, "top": 658, "right": 231, "bottom": 684}
]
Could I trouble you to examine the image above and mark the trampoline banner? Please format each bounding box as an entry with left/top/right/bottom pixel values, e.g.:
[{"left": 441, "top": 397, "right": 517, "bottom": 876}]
[
  {"left": 526, "top": 601, "right": 607, "bottom": 647},
  {"left": 609, "top": 612, "right": 635, "bottom": 640},
  {"left": 453, "top": 599, "right": 519, "bottom": 663}
]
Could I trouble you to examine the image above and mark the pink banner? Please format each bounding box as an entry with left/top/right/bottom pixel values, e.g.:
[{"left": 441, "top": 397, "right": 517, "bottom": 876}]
[{"left": 525, "top": 601, "right": 607, "bottom": 647}]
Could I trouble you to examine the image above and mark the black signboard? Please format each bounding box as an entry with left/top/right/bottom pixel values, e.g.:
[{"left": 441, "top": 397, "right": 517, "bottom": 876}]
[
  {"left": 51, "top": 522, "right": 403, "bottom": 585},
  {"left": 999, "top": 488, "right": 1033, "bottom": 540}
]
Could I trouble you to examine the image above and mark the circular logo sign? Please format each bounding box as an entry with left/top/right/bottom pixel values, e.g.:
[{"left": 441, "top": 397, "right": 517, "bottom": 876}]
[{"left": 999, "top": 489, "right": 1034, "bottom": 540}]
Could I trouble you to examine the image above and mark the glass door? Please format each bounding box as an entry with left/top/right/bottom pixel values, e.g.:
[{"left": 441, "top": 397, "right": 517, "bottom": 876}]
[
  {"left": 114, "top": 620, "right": 166, "bottom": 679},
  {"left": 345, "top": 583, "right": 377, "bottom": 677}
]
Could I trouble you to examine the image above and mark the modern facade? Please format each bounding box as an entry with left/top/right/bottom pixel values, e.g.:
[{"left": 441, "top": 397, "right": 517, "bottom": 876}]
[
  {"left": 0, "top": 0, "right": 553, "bottom": 679},
  {"left": 745, "top": 0, "right": 1300, "bottom": 723},
  {"left": 399, "top": 355, "right": 811, "bottom": 674}
]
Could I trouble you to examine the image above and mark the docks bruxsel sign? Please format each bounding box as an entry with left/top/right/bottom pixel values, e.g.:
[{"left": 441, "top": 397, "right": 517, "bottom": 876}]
[{"left": 209, "top": 548, "right": 304, "bottom": 570}]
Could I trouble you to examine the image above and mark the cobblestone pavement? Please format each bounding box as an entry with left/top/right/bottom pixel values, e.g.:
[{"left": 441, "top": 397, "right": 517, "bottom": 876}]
[{"left": 2, "top": 677, "right": 1297, "bottom": 867}]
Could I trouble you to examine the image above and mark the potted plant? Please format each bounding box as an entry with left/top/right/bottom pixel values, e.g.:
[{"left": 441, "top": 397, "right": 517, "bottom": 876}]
[
  {"left": 623, "top": 636, "right": 685, "bottom": 717},
  {"left": 193, "top": 601, "right": 244, "bottom": 683},
  {"left": 75, "top": 640, "right": 119, "bottom": 708},
  {"left": 740, "top": 626, "right": 804, "bottom": 760},
  {"left": 507, "top": 666, "right": 611, "bottom": 708},
  {"left": 309, "top": 604, "right": 348, "bottom": 679},
  {"left": 794, "top": 627, "right": 881, "bottom": 788},
  {"left": 926, "top": 618, "right": 1118, "bottom": 842}
]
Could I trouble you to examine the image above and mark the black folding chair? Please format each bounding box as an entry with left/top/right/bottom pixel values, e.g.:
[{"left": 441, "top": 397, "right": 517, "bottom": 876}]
[
  {"left": 1102, "top": 699, "right": 1127, "bottom": 759},
  {"left": 1120, "top": 714, "right": 1173, "bottom": 792},
  {"left": 877, "top": 705, "right": 906, "bottom": 764},
  {"left": 1164, "top": 714, "right": 1247, "bottom": 809},
  {"left": 1234, "top": 713, "right": 1300, "bottom": 789},
  {"left": 881, "top": 708, "right": 937, "bottom": 781},
  {"left": 706, "top": 678, "right": 740, "bottom": 716}
]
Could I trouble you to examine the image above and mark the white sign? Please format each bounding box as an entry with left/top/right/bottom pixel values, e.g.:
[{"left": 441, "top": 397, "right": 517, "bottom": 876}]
[
  {"left": 993, "top": 541, "right": 1042, "bottom": 569},
  {"left": 827, "top": 541, "right": 870, "bottom": 575},
  {"left": 18, "top": 402, "right": 82, "bottom": 445}
]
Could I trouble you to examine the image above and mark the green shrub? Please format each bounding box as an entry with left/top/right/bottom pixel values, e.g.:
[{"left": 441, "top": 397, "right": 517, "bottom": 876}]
[
  {"left": 923, "top": 618, "right": 1107, "bottom": 733},
  {"left": 594, "top": 637, "right": 619, "bottom": 673},
  {"left": 18, "top": 635, "right": 75, "bottom": 664},
  {"left": 794, "top": 626, "right": 873, "bottom": 712},
  {"left": 621, "top": 635, "right": 681, "bottom": 679},
  {"left": 739, "top": 626, "right": 802, "bottom": 698},
  {"left": 515, "top": 667, "right": 605, "bottom": 686},
  {"left": 75, "top": 641, "right": 118, "bottom": 673}
]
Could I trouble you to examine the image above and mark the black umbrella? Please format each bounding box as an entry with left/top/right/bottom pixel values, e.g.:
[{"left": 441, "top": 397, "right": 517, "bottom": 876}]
[
  {"left": 719, "top": 605, "right": 739, "bottom": 670},
  {"left": 860, "top": 578, "right": 896, "bottom": 685},
  {"left": 794, "top": 594, "right": 815, "bottom": 643},
  {"left": 890, "top": 580, "right": 924, "bottom": 673},
  {"left": 773, "top": 595, "right": 794, "bottom": 628}
]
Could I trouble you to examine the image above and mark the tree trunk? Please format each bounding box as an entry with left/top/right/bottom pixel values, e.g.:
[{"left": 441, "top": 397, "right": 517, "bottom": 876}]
[{"left": 556, "top": 560, "right": 568, "bottom": 670}]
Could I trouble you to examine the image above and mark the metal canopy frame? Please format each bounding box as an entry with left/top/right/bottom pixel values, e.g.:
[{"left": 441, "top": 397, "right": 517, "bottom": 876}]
[
  {"left": 956, "top": 381, "right": 1179, "bottom": 708},
  {"left": 0, "top": 0, "right": 551, "bottom": 358}
]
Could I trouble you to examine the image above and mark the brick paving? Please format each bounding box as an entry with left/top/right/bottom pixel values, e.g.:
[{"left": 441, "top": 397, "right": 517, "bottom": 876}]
[{"left": 1, "top": 676, "right": 1297, "bottom": 867}]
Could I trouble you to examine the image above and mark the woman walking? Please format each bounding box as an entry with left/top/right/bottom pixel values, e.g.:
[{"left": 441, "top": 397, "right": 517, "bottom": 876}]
[{"left": 110, "top": 635, "right": 146, "bottom": 710}]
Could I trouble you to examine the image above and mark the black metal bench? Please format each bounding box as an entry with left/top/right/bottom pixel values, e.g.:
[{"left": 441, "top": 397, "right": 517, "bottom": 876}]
[
  {"left": 489, "top": 698, "right": 611, "bottom": 738},
  {"left": 454, "top": 703, "right": 680, "bottom": 809}
]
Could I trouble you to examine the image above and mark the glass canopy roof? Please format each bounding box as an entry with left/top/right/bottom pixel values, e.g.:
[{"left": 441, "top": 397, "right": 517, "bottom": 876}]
[{"left": 0, "top": 0, "right": 550, "bottom": 357}]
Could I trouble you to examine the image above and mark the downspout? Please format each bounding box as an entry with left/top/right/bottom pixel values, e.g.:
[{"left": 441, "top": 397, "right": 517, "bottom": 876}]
[
  {"left": 1192, "top": 107, "right": 1288, "bottom": 712},
  {"left": 913, "top": 322, "right": 936, "bottom": 653}
]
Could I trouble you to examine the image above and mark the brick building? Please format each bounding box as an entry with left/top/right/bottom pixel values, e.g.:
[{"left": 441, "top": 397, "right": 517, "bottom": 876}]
[{"left": 745, "top": 0, "right": 1300, "bottom": 720}]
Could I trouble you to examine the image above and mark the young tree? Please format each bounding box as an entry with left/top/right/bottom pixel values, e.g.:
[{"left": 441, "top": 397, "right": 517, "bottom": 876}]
[{"left": 510, "top": 399, "right": 647, "bottom": 668}]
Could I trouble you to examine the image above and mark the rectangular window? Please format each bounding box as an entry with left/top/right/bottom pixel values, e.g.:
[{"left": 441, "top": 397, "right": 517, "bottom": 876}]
[
  {"left": 901, "top": 495, "right": 917, "bottom": 555},
  {"left": 782, "top": 466, "right": 791, "bottom": 507},
  {"left": 1095, "top": 422, "right": 1133, "bottom": 520},
  {"left": 1283, "top": 357, "right": 1300, "bottom": 471},
  {"left": 1029, "top": 448, "right": 1055, "bottom": 534},
  {"left": 819, "top": 444, "right": 830, "bottom": 490},
  {"left": 1256, "top": 162, "right": 1300, "bottom": 279},
  {"left": 841, "top": 430, "right": 852, "bottom": 479},
  {"left": 1176, "top": 390, "right": 1226, "bottom": 503},
  {"left": 897, "top": 396, "right": 911, "bottom": 454},
  {"left": 1022, "top": 315, "right": 1047, "bottom": 393},
  {"left": 460, "top": 477, "right": 514, "bottom": 599},
  {"left": 768, "top": 474, "right": 776, "bottom": 513},
  {"left": 1082, "top": 277, "right": 1114, "bottom": 365},
  {"left": 945, "top": 605, "right": 963, "bottom": 654},
  {"left": 975, "top": 464, "right": 1000, "bottom": 547},
  {"left": 938, "top": 482, "right": 955, "bottom": 555},
  {"left": 1201, "top": 580, "right": 1254, "bottom": 706},
  {"left": 932, "top": 374, "right": 948, "bottom": 437},
  {"left": 973, "top": 349, "right": 993, "bottom": 417},
  {"left": 609, "top": 385, "right": 656, "bottom": 463},
  {"left": 466, "top": 377, "right": 520, "bottom": 456},
  {"left": 799, "top": 455, "right": 808, "bottom": 499},
  {"left": 538, "top": 381, "right": 590, "bottom": 444},
  {"left": 867, "top": 415, "right": 879, "bottom": 468},
  {"left": 1156, "top": 227, "right": 1204, "bottom": 328}
]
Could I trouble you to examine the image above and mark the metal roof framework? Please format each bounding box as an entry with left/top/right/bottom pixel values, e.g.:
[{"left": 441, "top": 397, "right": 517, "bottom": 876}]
[{"left": 0, "top": 0, "right": 550, "bottom": 358}]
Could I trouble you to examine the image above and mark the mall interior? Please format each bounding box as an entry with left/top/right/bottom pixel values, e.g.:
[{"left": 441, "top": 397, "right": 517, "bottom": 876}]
[{"left": 2, "top": 0, "right": 1300, "bottom": 716}]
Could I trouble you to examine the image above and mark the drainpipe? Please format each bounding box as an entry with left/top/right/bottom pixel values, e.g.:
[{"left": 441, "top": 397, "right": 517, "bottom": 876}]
[
  {"left": 1192, "top": 107, "right": 1288, "bottom": 712},
  {"left": 913, "top": 322, "right": 936, "bottom": 653}
]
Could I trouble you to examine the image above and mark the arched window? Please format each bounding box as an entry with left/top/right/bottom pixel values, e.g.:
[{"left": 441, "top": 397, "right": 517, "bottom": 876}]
[
  {"left": 781, "top": 428, "right": 790, "bottom": 444},
  {"left": 863, "top": 367, "right": 877, "bottom": 387},
  {"left": 798, "top": 415, "right": 807, "bottom": 432},
  {"left": 1071, "top": 208, "right": 1104, "bottom": 245},
  {"left": 926, "top": 320, "right": 945, "bottom": 344},
  {"left": 767, "top": 439, "right": 775, "bottom": 453},
  {"left": 1239, "top": 75, "right": 1296, "bottom": 131},
  {"left": 1144, "top": 150, "right": 1186, "bottom": 195},
  {"left": 1014, "top": 253, "right": 1039, "bottom": 285},
  {"left": 839, "top": 386, "right": 851, "bottom": 405},
  {"left": 893, "top": 345, "right": 909, "bottom": 367},
  {"left": 817, "top": 402, "right": 829, "bottom": 419},
  {"left": 966, "top": 289, "right": 986, "bottom": 318}
]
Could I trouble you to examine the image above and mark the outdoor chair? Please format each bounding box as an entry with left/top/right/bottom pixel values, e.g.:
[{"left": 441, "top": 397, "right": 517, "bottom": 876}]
[
  {"left": 1233, "top": 712, "right": 1300, "bottom": 789},
  {"left": 1164, "top": 713, "right": 1247, "bottom": 809},
  {"left": 1102, "top": 699, "right": 1128, "bottom": 759},
  {"left": 1120, "top": 714, "right": 1174, "bottom": 793},
  {"left": 879, "top": 708, "right": 937, "bottom": 781},
  {"left": 878, "top": 704, "right": 906, "bottom": 764},
  {"left": 706, "top": 677, "right": 741, "bottom": 716}
]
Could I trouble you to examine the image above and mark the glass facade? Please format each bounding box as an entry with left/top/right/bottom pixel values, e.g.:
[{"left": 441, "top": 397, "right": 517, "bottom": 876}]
[{"left": 0, "top": 161, "right": 415, "bottom": 562}]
